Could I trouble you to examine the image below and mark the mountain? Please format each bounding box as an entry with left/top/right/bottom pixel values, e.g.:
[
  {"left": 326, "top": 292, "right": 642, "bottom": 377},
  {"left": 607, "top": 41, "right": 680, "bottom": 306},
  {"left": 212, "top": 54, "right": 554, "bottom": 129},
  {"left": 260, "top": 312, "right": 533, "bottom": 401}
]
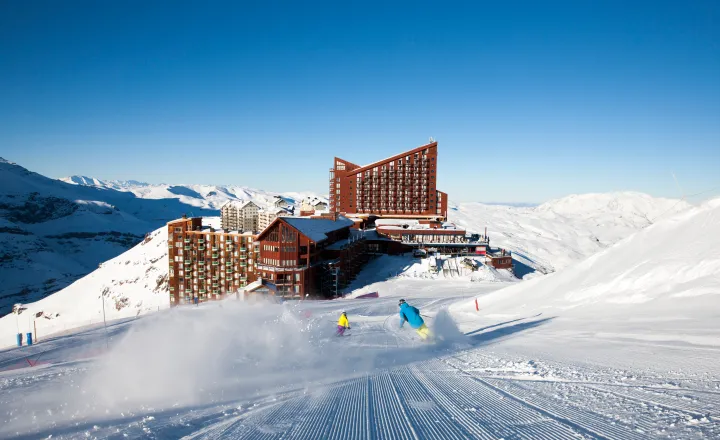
[
  {"left": 0, "top": 184, "right": 694, "bottom": 347},
  {"left": 0, "top": 163, "right": 324, "bottom": 316},
  {"left": 59, "top": 175, "right": 328, "bottom": 211},
  {"left": 452, "top": 196, "right": 720, "bottom": 341},
  {"left": 0, "top": 159, "right": 222, "bottom": 315},
  {"left": 449, "top": 192, "right": 691, "bottom": 276}
]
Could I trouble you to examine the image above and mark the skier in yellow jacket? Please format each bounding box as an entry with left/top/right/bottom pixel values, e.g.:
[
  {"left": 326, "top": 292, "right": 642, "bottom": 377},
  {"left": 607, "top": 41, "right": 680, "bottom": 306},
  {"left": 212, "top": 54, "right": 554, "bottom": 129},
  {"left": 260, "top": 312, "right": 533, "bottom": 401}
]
[{"left": 336, "top": 312, "right": 350, "bottom": 336}]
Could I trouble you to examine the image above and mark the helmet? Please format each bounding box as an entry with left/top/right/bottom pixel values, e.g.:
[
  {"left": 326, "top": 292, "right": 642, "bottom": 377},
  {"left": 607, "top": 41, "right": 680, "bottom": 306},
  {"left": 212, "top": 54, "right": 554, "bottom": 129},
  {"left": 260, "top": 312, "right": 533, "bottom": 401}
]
[
  {"left": 398, "top": 299, "right": 406, "bottom": 306},
  {"left": 341, "top": 311, "right": 346, "bottom": 315}
]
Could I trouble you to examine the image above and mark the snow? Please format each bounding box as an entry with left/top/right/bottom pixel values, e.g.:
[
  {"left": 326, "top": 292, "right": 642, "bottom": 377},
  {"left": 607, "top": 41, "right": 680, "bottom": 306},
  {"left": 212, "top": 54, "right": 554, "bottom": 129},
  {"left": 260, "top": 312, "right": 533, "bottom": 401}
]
[
  {"left": 0, "top": 225, "right": 171, "bottom": 345},
  {"left": 0, "top": 161, "right": 326, "bottom": 315},
  {"left": 0, "top": 199, "right": 718, "bottom": 438},
  {"left": 452, "top": 197, "right": 720, "bottom": 322},
  {"left": 281, "top": 216, "right": 355, "bottom": 242},
  {"left": 449, "top": 191, "right": 692, "bottom": 276}
]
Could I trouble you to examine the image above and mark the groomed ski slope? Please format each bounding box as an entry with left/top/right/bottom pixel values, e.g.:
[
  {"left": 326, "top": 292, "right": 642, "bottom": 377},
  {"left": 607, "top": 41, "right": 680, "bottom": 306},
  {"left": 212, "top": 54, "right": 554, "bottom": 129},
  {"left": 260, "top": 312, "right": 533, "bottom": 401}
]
[
  {"left": 0, "top": 199, "right": 718, "bottom": 439},
  {"left": 1, "top": 282, "right": 718, "bottom": 439}
]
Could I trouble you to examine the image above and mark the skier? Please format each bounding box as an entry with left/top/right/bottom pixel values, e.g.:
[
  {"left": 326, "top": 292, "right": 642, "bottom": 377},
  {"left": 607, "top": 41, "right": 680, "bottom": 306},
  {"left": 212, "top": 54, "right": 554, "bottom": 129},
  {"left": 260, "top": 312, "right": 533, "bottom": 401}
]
[
  {"left": 337, "top": 311, "right": 350, "bottom": 336},
  {"left": 398, "top": 299, "right": 432, "bottom": 341}
]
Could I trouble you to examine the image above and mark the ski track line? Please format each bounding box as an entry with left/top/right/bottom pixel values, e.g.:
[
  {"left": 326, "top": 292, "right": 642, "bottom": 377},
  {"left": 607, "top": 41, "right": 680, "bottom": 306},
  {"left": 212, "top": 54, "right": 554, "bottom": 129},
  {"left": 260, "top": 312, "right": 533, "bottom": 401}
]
[
  {"left": 179, "top": 393, "right": 302, "bottom": 440},
  {"left": 408, "top": 362, "right": 505, "bottom": 440},
  {"left": 325, "top": 377, "right": 368, "bottom": 440},
  {"left": 468, "top": 374, "right": 720, "bottom": 409},
  {"left": 583, "top": 384, "right": 719, "bottom": 418},
  {"left": 373, "top": 370, "right": 419, "bottom": 440},
  {"left": 426, "top": 361, "right": 584, "bottom": 440},
  {"left": 285, "top": 384, "right": 343, "bottom": 440},
  {"left": 209, "top": 392, "right": 310, "bottom": 439},
  {"left": 479, "top": 376, "right": 652, "bottom": 440},
  {"left": 509, "top": 379, "right": 690, "bottom": 435},
  {"left": 443, "top": 357, "right": 627, "bottom": 440},
  {"left": 391, "top": 365, "right": 471, "bottom": 439}
]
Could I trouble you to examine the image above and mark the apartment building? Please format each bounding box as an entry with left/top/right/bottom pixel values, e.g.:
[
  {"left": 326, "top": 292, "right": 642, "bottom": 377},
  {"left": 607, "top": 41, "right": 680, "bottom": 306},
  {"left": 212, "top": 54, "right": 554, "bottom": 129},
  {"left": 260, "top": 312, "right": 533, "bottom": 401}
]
[
  {"left": 258, "top": 207, "right": 291, "bottom": 231},
  {"left": 300, "top": 197, "right": 329, "bottom": 213},
  {"left": 220, "top": 201, "right": 260, "bottom": 232},
  {"left": 167, "top": 216, "right": 259, "bottom": 305},
  {"left": 329, "top": 141, "right": 448, "bottom": 221}
]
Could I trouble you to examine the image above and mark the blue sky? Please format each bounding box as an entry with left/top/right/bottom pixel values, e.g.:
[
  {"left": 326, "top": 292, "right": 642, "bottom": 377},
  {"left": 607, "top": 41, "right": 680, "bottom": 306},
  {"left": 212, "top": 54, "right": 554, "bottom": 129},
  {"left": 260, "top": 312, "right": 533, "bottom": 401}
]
[{"left": 1, "top": 1, "right": 718, "bottom": 203}]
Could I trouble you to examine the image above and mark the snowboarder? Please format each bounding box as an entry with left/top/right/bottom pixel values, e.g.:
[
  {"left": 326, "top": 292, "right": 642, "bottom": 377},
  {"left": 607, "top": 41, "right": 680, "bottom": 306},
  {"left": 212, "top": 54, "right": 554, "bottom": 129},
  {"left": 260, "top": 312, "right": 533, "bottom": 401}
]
[
  {"left": 337, "top": 311, "right": 350, "bottom": 336},
  {"left": 398, "top": 299, "right": 432, "bottom": 341}
]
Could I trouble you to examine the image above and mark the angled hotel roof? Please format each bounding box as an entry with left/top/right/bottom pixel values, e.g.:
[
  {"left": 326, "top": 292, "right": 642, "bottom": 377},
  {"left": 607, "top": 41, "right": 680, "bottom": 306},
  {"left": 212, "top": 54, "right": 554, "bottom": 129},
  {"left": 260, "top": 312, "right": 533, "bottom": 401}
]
[
  {"left": 281, "top": 216, "right": 354, "bottom": 242},
  {"left": 337, "top": 141, "right": 437, "bottom": 175}
]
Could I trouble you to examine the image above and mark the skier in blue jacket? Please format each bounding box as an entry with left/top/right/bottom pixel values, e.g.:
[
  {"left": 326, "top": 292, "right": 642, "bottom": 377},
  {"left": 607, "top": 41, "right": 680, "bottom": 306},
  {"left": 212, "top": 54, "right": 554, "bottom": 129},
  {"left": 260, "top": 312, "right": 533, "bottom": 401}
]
[{"left": 398, "top": 299, "right": 432, "bottom": 341}]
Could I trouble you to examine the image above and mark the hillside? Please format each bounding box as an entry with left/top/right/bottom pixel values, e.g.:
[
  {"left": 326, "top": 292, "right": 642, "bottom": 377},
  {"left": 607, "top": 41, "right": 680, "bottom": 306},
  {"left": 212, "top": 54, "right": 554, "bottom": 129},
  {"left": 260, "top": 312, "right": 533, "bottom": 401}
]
[
  {"left": 451, "top": 197, "right": 720, "bottom": 341},
  {"left": 0, "top": 161, "right": 326, "bottom": 315},
  {"left": 0, "top": 158, "right": 220, "bottom": 314},
  {"left": 449, "top": 192, "right": 691, "bottom": 275}
]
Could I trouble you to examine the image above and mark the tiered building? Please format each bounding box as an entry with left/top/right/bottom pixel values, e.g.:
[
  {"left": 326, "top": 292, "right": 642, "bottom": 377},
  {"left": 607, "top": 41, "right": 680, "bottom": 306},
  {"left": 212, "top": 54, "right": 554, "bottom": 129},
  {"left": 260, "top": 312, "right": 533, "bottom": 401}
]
[{"left": 329, "top": 141, "right": 448, "bottom": 221}]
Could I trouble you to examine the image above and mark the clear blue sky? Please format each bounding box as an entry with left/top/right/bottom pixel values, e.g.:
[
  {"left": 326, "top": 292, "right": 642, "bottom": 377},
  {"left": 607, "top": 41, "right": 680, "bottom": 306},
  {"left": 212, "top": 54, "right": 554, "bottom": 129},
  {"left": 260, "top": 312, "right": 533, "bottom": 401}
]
[{"left": 1, "top": 1, "right": 719, "bottom": 203}]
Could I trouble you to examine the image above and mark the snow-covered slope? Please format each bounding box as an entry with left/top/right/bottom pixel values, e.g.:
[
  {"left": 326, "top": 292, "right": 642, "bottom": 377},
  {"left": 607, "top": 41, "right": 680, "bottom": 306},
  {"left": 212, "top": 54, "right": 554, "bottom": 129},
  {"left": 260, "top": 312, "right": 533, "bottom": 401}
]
[
  {"left": 0, "top": 223, "right": 172, "bottom": 346},
  {"left": 450, "top": 192, "right": 691, "bottom": 275},
  {"left": 0, "top": 160, "right": 217, "bottom": 314},
  {"left": 452, "top": 197, "right": 720, "bottom": 339},
  {"left": 60, "top": 175, "right": 328, "bottom": 211},
  {"left": 1, "top": 164, "right": 327, "bottom": 315}
]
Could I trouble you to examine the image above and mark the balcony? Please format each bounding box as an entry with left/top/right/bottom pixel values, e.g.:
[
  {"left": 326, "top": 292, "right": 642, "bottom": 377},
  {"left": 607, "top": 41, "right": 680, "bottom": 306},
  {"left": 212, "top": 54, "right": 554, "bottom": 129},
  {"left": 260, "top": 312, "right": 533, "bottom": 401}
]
[
  {"left": 211, "top": 246, "right": 218, "bottom": 251},
  {"left": 240, "top": 262, "right": 247, "bottom": 267},
  {"left": 184, "top": 259, "right": 191, "bottom": 265},
  {"left": 212, "top": 261, "right": 219, "bottom": 266},
  {"left": 240, "top": 247, "right": 247, "bottom": 252},
  {"left": 184, "top": 246, "right": 191, "bottom": 251},
  {"left": 198, "top": 239, "right": 205, "bottom": 244},
  {"left": 198, "top": 245, "right": 205, "bottom": 251},
  {"left": 184, "top": 238, "right": 191, "bottom": 243},
  {"left": 212, "top": 253, "right": 219, "bottom": 259},
  {"left": 198, "top": 261, "right": 205, "bottom": 265},
  {"left": 226, "top": 261, "right": 232, "bottom": 266},
  {"left": 226, "top": 269, "right": 233, "bottom": 274},
  {"left": 199, "top": 275, "right": 205, "bottom": 280}
]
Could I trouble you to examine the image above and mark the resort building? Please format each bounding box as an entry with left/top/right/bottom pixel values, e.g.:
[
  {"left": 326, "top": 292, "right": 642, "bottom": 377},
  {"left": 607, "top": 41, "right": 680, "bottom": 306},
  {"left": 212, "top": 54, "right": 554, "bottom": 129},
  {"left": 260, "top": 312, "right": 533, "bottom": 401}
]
[{"left": 329, "top": 141, "right": 448, "bottom": 221}]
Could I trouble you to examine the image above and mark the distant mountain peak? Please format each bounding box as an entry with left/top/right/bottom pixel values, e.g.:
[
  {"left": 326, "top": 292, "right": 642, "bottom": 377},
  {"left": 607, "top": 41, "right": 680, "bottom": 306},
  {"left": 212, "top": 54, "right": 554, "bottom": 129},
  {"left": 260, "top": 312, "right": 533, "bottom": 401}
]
[{"left": 0, "top": 157, "right": 16, "bottom": 165}]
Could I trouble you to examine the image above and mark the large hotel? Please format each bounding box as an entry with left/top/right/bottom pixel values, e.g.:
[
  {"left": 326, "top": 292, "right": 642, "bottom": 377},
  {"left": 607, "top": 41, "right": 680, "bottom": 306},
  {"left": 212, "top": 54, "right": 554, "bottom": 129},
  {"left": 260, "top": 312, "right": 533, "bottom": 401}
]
[
  {"left": 167, "top": 141, "right": 509, "bottom": 305},
  {"left": 329, "top": 141, "right": 447, "bottom": 221}
]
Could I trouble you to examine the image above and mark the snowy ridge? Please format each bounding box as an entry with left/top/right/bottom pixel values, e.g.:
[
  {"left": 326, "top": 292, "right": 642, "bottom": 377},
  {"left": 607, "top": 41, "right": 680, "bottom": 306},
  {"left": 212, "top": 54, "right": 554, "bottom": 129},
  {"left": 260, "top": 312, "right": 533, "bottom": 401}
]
[
  {"left": 452, "top": 197, "right": 720, "bottom": 339},
  {"left": 59, "top": 175, "right": 328, "bottom": 211},
  {"left": 449, "top": 191, "right": 691, "bottom": 275}
]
